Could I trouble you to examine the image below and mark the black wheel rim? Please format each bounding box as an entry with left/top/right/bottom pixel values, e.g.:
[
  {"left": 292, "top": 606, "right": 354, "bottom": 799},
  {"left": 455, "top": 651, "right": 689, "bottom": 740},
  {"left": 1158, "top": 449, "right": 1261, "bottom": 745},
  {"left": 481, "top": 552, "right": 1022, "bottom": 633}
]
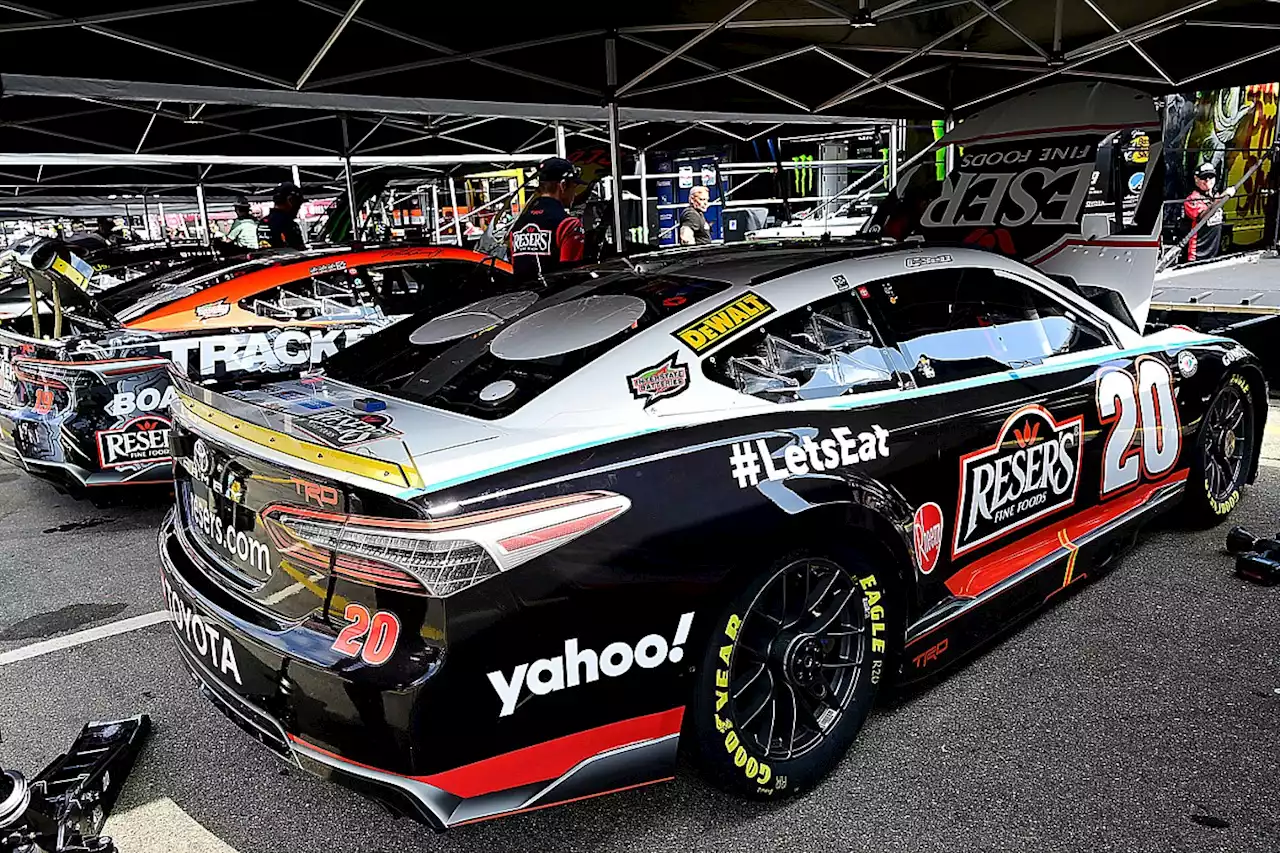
[
  {"left": 725, "top": 558, "right": 867, "bottom": 761},
  {"left": 1203, "top": 382, "right": 1251, "bottom": 501}
]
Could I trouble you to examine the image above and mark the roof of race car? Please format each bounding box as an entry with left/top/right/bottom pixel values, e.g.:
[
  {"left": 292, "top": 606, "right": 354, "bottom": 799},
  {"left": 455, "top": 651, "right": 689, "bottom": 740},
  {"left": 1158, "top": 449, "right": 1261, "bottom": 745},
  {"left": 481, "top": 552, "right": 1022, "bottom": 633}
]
[
  {"left": 322, "top": 243, "right": 1090, "bottom": 426},
  {"left": 186, "top": 243, "right": 1208, "bottom": 500},
  {"left": 116, "top": 244, "right": 508, "bottom": 332}
]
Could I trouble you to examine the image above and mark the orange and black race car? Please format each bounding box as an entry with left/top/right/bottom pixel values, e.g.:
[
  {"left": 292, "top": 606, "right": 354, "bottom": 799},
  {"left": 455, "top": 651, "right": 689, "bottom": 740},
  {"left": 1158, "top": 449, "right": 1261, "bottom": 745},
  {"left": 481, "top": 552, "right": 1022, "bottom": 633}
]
[{"left": 0, "top": 240, "right": 510, "bottom": 490}]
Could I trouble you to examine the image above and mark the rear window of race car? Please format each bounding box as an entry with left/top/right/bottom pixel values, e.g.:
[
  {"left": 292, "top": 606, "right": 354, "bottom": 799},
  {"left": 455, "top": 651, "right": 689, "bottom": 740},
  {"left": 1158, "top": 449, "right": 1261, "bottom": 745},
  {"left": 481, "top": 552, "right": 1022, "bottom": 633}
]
[{"left": 324, "top": 271, "right": 733, "bottom": 419}]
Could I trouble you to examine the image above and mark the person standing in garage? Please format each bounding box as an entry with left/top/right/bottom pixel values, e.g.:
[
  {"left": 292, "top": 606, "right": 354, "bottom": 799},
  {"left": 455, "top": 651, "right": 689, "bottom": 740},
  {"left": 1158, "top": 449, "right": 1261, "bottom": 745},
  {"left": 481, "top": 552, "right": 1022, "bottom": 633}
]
[
  {"left": 507, "top": 157, "right": 586, "bottom": 283},
  {"left": 1184, "top": 161, "right": 1235, "bottom": 261},
  {"left": 265, "top": 182, "right": 306, "bottom": 250},
  {"left": 224, "top": 196, "right": 260, "bottom": 250},
  {"left": 679, "top": 185, "right": 713, "bottom": 245}
]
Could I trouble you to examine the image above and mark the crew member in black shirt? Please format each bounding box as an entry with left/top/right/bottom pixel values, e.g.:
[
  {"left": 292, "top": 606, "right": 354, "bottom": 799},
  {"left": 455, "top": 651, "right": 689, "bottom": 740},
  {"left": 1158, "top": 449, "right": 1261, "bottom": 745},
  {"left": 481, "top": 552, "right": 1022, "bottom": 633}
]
[
  {"left": 507, "top": 158, "right": 587, "bottom": 283},
  {"left": 265, "top": 182, "right": 306, "bottom": 250},
  {"left": 679, "top": 185, "right": 712, "bottom": 245}
]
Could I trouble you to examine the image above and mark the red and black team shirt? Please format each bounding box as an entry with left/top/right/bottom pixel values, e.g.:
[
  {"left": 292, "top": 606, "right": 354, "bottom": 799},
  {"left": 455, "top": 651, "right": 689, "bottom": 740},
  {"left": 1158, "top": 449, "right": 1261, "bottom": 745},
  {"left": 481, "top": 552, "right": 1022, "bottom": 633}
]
[{"left": 508, "top": 196, "right": 586, "bottom": 282}]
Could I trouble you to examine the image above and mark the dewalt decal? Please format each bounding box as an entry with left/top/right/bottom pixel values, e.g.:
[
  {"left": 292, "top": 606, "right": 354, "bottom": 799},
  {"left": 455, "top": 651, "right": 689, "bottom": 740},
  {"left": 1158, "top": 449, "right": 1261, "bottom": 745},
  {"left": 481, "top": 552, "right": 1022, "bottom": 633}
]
[{"left": 672, "top": 291, "right": 775, "bottom": 353}]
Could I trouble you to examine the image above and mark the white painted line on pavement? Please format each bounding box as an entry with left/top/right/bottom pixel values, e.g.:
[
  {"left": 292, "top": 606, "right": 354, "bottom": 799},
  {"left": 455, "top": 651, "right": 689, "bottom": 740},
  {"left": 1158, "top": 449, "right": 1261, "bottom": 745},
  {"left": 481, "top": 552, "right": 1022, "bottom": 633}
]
[
  {"left": 262, "top": 581, "right": 304, "bottom": 606},
  {"left": 103, "top": 797, "right": 241, "bottom": 853},
  {"left": 0, "top": 611, "right": 169, "bottom": 667}
]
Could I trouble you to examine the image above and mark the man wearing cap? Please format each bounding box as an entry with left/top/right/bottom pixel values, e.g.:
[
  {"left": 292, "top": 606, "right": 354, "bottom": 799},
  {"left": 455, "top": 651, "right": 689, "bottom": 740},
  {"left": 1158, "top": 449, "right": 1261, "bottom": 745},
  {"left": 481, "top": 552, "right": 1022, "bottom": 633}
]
[
  {"left": 507, "top": 157, "right": 587, "bottom": 283},
  {"left": 266, "top": 182, "right": 306, "bottom": 250},
  {"left": 1183, "top": 162, "right": 1235, "bottom": 261},
  {"left": 224, "top": 197, "right": 259, "bottom": 250}
]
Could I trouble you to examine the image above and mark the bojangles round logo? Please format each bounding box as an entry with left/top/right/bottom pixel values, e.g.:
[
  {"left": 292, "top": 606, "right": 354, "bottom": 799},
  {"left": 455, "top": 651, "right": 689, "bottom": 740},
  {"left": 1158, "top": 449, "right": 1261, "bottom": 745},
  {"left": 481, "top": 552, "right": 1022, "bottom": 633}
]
[{"left": 953, "top": 405, "right": 1082, "bottom": 557}]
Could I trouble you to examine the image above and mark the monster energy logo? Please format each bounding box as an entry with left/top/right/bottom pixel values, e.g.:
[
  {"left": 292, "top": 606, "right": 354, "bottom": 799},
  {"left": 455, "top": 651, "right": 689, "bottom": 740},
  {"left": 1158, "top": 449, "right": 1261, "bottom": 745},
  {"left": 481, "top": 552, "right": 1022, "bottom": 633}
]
[{"left": 791, "top": 154, "right": 814, "bottom": 195}]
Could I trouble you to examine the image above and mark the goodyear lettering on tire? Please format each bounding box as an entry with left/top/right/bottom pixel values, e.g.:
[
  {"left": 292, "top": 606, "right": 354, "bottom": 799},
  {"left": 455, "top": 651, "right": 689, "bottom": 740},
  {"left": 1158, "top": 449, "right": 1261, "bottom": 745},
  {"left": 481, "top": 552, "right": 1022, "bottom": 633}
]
[
  {"left": 712, "top": 613, "right": 776, "bottom": 792},
  {"left": 711, "top": 573, "right": 889, "bottom": 795},
  {"left": 1207, "top": 484, "right": 1241, "bottom": 516}
]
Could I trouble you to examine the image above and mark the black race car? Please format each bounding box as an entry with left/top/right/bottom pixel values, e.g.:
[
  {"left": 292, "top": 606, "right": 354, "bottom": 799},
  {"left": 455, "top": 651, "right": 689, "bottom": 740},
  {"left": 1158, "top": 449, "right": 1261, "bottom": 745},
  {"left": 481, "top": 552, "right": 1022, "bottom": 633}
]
[
  {"left": 155, "top": 84, "right": 1266, "bottom": 827},
  {"left": 0, "top": 241, "right": 508, "bottom": 492}
]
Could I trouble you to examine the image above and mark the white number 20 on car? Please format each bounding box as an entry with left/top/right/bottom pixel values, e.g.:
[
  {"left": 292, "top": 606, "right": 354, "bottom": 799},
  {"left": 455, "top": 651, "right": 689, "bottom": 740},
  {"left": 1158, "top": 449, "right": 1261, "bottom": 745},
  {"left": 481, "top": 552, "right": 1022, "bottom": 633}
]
[{"left": 1096, "top": 357, "right": 1180, "bottom": 496}]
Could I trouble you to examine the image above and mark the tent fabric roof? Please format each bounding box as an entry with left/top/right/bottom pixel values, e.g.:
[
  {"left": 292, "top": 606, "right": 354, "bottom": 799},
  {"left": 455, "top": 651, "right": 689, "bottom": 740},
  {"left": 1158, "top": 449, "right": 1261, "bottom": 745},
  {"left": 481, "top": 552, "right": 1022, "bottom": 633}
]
[{"left": 0, "top": 0, "right": 1276, "bottom": 198}]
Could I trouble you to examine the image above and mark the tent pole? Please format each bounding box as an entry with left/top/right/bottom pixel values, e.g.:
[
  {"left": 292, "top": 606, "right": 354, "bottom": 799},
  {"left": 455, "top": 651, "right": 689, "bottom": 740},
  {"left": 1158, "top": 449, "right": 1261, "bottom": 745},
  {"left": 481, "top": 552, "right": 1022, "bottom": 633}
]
[
  {"left": 606, "top": 33, "right": 624, "bottom": 253},
  {"left": 608, "top": 102, "right": 624, "bottom": 253},
  {"left": 141, "top": 193, "right": 151, "bottom": 240},
  {"left": 431, "top": 183, "right": 441, "bottom": 243},
  {"left": 447, "top": 176, "right": 463, "bottom": 247},
  {"left": 555, "top": 121, "right": 567, "bottom": 158},
  {"left": 341, "top": 115, "right": 360, "bottom": 241},
  {"left": 196, "top": 181, "right": 210, "bottom": 246},
  {"left": 639, "top": 147, "right": 649, "bottom": 244}
]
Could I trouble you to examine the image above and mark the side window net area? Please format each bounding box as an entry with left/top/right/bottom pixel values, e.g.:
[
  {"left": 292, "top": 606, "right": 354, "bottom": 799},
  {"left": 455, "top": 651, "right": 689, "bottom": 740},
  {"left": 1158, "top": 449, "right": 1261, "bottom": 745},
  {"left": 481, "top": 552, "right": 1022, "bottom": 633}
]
[
  {"left": 704, "top": 293, "right": 898, "bottom": 402},
  {"left": 867, "top": 267, "right": 1110, "bottom": 385},
  {"left": 241, "top": 266, "right": 387, "bottom": 323}
]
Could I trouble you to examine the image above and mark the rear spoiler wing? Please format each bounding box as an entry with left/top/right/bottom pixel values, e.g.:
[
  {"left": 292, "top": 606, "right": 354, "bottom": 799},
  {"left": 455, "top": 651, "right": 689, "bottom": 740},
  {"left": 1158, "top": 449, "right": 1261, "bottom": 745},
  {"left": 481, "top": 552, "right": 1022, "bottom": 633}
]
[
  {"left": 168, "top": 368, "right": 425, "bottom": 493},
  {"left": 5, "top": 236, "right": 117, "bottom": 338}
]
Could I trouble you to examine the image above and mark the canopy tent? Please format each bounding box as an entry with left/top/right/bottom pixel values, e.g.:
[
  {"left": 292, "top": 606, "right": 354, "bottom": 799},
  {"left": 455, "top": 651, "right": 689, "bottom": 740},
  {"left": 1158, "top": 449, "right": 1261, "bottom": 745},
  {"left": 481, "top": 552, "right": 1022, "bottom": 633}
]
[{"left": 0, "top": 0, "right": 1275, "bottom": 205}]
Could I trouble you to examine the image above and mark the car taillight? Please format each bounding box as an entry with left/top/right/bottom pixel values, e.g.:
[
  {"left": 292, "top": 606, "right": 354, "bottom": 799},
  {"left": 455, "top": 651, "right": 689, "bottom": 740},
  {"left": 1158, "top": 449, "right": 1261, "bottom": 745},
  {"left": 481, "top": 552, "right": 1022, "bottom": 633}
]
[{"left": 260, "top": 491, "right": 630, "bottom": 598}]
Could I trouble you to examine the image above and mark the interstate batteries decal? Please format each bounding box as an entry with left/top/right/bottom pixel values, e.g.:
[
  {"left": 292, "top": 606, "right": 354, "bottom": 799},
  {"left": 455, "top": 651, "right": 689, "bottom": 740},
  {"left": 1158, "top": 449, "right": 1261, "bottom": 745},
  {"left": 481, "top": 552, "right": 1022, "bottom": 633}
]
[
  {"left": 673, "top": 291, "right": 774, "bottom": 353},
  {"left": 953, "top": 405, "right": 1082, "bottom": 557}
]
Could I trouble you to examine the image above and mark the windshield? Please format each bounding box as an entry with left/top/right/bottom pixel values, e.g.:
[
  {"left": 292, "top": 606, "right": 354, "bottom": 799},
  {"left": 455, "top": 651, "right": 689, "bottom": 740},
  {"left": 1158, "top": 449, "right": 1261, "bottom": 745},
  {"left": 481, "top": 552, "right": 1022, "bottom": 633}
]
[{"left": 325, "top": 270, "right": 733, "bottom": 419}]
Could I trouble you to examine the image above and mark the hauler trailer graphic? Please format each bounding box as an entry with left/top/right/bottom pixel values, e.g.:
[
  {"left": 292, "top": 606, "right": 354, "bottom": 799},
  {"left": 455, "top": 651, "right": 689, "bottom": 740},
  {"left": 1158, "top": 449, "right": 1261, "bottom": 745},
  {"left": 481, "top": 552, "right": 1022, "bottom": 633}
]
[{"left": 156, "top": 83, "right": 1266, "bottom": 829}]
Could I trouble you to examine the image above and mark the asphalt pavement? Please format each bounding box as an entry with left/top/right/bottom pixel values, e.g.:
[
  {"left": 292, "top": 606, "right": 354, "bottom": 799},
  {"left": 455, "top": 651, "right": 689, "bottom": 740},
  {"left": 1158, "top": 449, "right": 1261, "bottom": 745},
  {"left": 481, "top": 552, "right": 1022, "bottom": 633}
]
[{"left": 0, "top": 418, "right": 1277, "bottom": 853}]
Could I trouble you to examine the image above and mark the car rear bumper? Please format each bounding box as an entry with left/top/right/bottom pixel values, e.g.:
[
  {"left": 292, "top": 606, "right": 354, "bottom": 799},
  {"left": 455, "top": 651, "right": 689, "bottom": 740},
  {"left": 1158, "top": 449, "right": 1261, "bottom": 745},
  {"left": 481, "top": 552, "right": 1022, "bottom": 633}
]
[{"left": 157, "top": 509, "right": 682, "bottom": 829}]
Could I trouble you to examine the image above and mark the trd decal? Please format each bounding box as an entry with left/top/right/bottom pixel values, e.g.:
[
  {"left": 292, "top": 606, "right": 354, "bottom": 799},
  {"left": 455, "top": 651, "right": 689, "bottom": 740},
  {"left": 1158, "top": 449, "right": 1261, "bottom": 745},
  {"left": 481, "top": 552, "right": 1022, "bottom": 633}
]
[
  {"left": 728, "top": 425, "right": 890, "bottom": 489},
  {"left": 953, "top": 405, "right": 1082, "bottom": 558},
  {"left": 1096, "top": 357, "right": 1180, "bottom": 497},
  {"left": 332, "top": 604, "right": 401, "bottom": 666},
  {"left": 672, "top": 291, "right": 775, "bottom": 353},
  {"left": 487, "top": 612, "right": 694, "bottom": 717},
  {"left": 96, "top": 416, "right": 172, "bottom": 470},
  {"left": 627, "top": 352, "right": 689, "bottom": 408},
  {"left": 913, "top": 502, "right": 944, "bottom": 574},
  {"left": 290, "top": 477, "right": 340, "bottom": 507},
  {"left": 295, "top": 408, "right": 400, "bottom": 448},
  {"left": 912, "top": 638, "right": 948, "bottom": 669}
]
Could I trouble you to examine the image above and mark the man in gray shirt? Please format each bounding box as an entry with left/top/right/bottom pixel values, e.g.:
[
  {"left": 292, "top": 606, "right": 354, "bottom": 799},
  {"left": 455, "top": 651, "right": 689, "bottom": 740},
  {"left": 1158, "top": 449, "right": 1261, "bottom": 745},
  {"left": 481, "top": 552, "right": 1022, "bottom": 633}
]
[{"left": 679, "top": 186, "right": 712, "bottom": 245}]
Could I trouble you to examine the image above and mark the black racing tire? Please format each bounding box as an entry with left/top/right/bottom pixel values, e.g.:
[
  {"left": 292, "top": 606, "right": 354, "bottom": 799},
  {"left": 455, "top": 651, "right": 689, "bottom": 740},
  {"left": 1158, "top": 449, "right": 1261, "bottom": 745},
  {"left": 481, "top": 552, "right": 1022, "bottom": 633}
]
[
  {"left": 687, "top": 547, "right": 896, "bottom": 800},
  {"left": 1182, "top": 372, "right": 1258, "bottom": 526}
]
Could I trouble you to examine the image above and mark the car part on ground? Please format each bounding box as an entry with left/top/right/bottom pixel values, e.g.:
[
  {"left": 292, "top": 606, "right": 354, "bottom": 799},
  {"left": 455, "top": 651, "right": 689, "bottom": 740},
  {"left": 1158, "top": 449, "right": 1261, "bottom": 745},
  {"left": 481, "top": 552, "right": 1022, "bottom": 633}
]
[
  {"left": 1225, "top": 525, "right": 1280, "bottom": 585},
  {"left": 0, "top": 715, "right": 149, "bottom": 853}
]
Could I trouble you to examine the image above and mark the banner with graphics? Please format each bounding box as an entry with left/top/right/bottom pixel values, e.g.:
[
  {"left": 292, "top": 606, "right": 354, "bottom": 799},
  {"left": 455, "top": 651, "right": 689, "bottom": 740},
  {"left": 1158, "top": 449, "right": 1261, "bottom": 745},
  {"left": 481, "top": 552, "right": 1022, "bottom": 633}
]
[
  {"left": 1163, "top": 83, "right": 1278, "bottom": 248},
  {"left": 866, "top": 82, "right": 1164, "bottom": 327}
]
